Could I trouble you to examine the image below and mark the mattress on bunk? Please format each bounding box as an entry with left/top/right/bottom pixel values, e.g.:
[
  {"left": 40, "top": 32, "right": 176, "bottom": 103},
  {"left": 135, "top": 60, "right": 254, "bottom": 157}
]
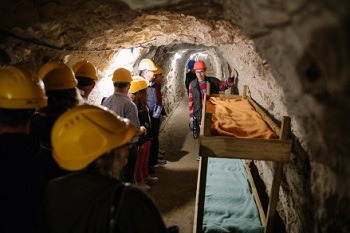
[
  {"left": 206, "top": 97, "right": 277, "bottom": 139},
  {"left": 203, "top": 157, "right": 263, "bottom": 233}
]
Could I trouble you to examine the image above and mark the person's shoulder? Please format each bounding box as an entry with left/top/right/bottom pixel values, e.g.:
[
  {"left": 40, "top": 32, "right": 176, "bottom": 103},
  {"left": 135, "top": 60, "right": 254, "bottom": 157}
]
[
  {"left": 125, "top": 98, "right": 137, "bottom": 107},
  {"left": 101, "top": 94, "right": 115, "bottom": 105},
  {"left": 189, "top": 78, "right": 197, "bottom": 85}
]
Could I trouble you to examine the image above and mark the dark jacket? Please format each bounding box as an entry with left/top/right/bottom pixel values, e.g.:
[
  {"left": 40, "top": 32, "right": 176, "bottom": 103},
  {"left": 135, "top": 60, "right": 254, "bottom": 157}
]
[
  {"left": 185, "top": 71, "right": 197, "bottom": 92},
  {"left": 29, "top": 114, "right": 57, "bottom": 149},
  {"left": 136, "top": 104, "right": 152, "bottom": 146},
  {"left": 190, "top": 76, "right": 220, "bottom": 120},
  {"left": 43, "top": 171, "right": 166, "bottom": 233},
  {"left": 0, "top": 133, "right": 61, "bottom": 233}
]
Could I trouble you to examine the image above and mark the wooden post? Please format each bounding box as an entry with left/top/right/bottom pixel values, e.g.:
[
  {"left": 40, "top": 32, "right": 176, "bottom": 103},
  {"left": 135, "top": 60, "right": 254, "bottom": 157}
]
[
  {"left": 194, "top": 155, "right": 208, "bottom": 233},
  {"left": 206, "top": 82, "right": 211, "bottom": 95},
  {"left": 242, "top": 85, "right": 248, "bottom": 99},
  {"left": 264, "top": 116, "right": 291, "bottom": 233},
  {"left": 200, "top": 92, "right": 208, "bottom": 136},
  {"left": 204, "top": 113, "right": 212, "bottom": 136},
  {"left": 248, "top": 97, "right": 281, "bottom": 137},
  {"left": 246, "top": 163, "right": 266, "bottom": 227}
]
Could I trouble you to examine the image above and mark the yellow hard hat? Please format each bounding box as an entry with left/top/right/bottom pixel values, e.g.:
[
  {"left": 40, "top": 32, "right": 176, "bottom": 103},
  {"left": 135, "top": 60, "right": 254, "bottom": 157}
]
[
  {"left": 72, "top": 60, "right": 98, "bottom": 81},
  {"left": 51, "top": 104, "right": 136, "bottom": 171},
  {"left": 0, "top": 65, "right": 47, "bottom": 109},
  {"left": 154, "top": 66, "right": 163, "bottom": 75},
  {"left": 39, "top": 62, "right": 78, "bottom": 90},
  {"left": 112, "top": 68, "right": 132, "bottom": 83},
  {"left": 139, "top": 58, "right": 157, "bottom": 71},
  {"left": 129, "top": 76, "right": 149, "bottom": 93}
]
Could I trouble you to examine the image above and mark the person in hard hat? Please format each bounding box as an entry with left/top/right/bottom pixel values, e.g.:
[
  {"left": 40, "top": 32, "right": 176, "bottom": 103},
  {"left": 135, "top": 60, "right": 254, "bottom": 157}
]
[
  {"left": 43, "top": 104, "right": 170, "bottom": 233},
  {"left": 139, "top": 59, "right": 165, "bottom": 175},
  {"left": 102, "top": 68, "right": 146, "bottom": 184},
  {"left": 129, "top": 76, "right": 159, "bottom": 192},
  {"left": 0, "top": 65, "right": 58, "bottom": 233},
  {"left": 72, "top": 60, "right": 99, "bottom": 101},
  {"left": 153, "top": 66, "right": 167, "bottom": 165},
  {"left": 29, "top": 62, "right": 83, "bottom": 149},
  {"left": 185, "top": 60, "right": 196, "bottom": 94},
  {"left": 188, "top": 60, "right": 238, "bottom": 123}
]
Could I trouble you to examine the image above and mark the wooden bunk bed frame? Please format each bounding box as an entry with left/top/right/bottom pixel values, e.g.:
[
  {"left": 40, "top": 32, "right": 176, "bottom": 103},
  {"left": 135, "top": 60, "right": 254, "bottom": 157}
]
[{"left": 193, "top": 85, "right": 292, "bottom": 233}]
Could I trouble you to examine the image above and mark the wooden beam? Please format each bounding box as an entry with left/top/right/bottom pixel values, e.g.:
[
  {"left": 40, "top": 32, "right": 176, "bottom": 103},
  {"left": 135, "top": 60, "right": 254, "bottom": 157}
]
[
  {"left": 200, "top": 94, "right": 208, "bottom": 133},
  {"left": 279, "top": 116, "right": 291, "bottom": 140},
  {"left": 193, "top": 155, "right": 208, "bottom": 233},
  {"left": 264, "top": 116, "right": 291, "bottom": 233},
  {"left": 206, "top": 81, "right": 211, "bottom": 95},
  {"left": 248, "top": 97, "right": 281, "bottom": 137},
  {"left": 245, "top": 163, "right": 266, "bottom": 227},
  {"left": 203, "top": 113, "right": 212, "bottom": 136},
  {"left": 199, "top": 136, "right": 292, "bottom": 162},
  {"left": 242, "top": 85, "right": 248, "bottom": 99},
  {"left": 208, "top": 94, "right": 242, "bottom": 100}
]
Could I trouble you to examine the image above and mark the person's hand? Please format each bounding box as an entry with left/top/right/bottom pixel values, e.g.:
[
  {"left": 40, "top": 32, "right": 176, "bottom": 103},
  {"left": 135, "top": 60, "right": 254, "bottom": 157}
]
[
  {"left": 230, "top": 68, "right": 238, "bottom": 79},
  {"left": 190, "top": 117, "right": 194, "bottom": 122},
  {"left": 140, "top": 126, "right": 147, "bottom": 135}
]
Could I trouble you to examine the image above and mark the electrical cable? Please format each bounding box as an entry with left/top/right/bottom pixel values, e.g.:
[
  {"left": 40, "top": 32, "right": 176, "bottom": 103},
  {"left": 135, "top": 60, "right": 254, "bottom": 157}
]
[{"left": 0, "top": 29, "right": 156, "bottom": 52}]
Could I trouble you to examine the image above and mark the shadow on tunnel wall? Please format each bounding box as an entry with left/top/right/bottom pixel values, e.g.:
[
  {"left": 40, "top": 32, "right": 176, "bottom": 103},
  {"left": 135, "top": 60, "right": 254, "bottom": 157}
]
[
  {"left": 250, "top": 134, "right": 313, "bottom": 233},
  {"left": 295, "top": 15, "right": 350, "bottom": 232},
  {"left": 249, "top": 161, "right": 286, "bottom": 233}
]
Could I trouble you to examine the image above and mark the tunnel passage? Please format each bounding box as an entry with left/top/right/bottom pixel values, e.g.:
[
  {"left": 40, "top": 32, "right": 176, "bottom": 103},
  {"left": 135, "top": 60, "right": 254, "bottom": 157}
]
[{"left": 1, "top": 0, "right": 349, "bottom": 232}]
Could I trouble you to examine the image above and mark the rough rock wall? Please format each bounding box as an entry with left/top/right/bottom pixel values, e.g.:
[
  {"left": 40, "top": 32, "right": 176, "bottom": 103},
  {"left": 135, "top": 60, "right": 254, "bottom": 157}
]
[{"left": 222, "top": 1, "right": 350, "bottom": 232}]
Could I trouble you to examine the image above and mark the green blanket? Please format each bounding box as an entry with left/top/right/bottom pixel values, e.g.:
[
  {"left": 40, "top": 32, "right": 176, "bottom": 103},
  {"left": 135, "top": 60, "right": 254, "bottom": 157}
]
[{"left": 203, "top": 158, "right": 263, "bottom": 233}]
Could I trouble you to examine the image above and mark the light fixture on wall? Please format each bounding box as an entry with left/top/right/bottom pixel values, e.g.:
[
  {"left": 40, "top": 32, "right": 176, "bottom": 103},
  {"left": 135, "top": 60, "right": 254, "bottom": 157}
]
[{"left": 98, "top": 47, "right": 143, "bottom": 98}]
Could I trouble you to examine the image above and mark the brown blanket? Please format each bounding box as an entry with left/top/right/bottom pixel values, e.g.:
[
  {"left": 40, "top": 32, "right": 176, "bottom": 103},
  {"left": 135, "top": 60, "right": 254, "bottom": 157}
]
[{"left": 206, "top": 97, "right": 277, "bottom": 139}]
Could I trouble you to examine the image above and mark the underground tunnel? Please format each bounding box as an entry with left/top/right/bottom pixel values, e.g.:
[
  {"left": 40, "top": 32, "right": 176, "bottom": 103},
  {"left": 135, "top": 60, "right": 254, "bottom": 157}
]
[{"left": 0, "top": 0, "right": 349, "bottom": 233}]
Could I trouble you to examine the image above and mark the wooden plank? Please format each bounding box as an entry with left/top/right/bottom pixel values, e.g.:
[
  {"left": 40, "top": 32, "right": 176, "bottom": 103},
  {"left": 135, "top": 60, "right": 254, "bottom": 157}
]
[
  {"left": 194, "top": 155, "right": 208, "bottom": 233},
  {"left": 245, "top": 163, "right": 266, "bottom": 227},
  {"left": 204, "top": 113, "right": 212, "bottom": 136},
  {"left": 248, "top": 97, "right": 281, "bottom": 137},
  {"left": 264, "top": 163, "right": 283, "bottom": 233},
  {"left": 242, "top": 85, "right": 248, "bottom": 99},
  {"left": 200, "top": 93, "right": 208, "bottom": 134},
  {"left": 199, "top": 136, "right": 292, "bottom": 162},
  {"left": 206, "top": 81, "right": 211, "bottom": 95},
  {"left": 279, "top": 116, "right": 291, "bottom": 140},
  {"left": 208, "top": 93, "right": 242, "bottom": 100},
  {"left": 265, "top": 116, "right": 291, "bottom": 233}
]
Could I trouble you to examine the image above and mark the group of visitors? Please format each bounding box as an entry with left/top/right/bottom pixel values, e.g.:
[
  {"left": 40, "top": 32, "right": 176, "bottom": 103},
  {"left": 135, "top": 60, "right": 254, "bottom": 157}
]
[
  {"left": 0, "top": 60, "right": 176, "bottom": 233},
  {"left": 101, "top": 58, "right": 166, "bottom": 191},
  {"left": 0, "top": 56, "right": 237, "bottom": 232}
]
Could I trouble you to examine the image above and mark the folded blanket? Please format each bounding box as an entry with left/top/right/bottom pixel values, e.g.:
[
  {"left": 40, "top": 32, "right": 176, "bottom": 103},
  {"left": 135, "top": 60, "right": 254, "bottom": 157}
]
[
  {"left": 206, "top": 97, "right": 277, "bottom": 139},
  {"left": 203, "top": 158, "right": 263, "bottom": 233}
]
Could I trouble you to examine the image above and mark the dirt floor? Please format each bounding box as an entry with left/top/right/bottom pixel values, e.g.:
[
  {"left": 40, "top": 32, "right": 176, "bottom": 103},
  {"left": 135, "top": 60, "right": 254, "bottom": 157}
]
[{"left": 148, "top": 97, "right": 199, "bottom": 233}]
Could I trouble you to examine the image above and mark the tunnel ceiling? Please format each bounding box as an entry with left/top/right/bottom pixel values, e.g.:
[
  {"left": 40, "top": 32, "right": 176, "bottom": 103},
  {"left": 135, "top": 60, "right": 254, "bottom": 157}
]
[{"left": 0, "top": 0, "right": 243, "bottom": 52}]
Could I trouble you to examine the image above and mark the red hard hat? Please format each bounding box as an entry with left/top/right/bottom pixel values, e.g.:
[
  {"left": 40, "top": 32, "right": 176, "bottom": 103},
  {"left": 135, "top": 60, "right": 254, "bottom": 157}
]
[{"left": 193, "top": 60, "right": 207, "bottom": 71}]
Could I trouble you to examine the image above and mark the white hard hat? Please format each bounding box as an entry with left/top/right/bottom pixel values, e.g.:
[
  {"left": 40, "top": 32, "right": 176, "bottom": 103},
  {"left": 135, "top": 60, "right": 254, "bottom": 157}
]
[{"left": 139, "top": 58, "right": 157, "bottom": 71}]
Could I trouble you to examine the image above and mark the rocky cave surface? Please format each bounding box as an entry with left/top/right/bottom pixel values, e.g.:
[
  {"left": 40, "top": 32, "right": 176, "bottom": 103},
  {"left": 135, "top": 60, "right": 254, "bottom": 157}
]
[{"left": 0, "top": 0, "right": 349, "bottom": 232}]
